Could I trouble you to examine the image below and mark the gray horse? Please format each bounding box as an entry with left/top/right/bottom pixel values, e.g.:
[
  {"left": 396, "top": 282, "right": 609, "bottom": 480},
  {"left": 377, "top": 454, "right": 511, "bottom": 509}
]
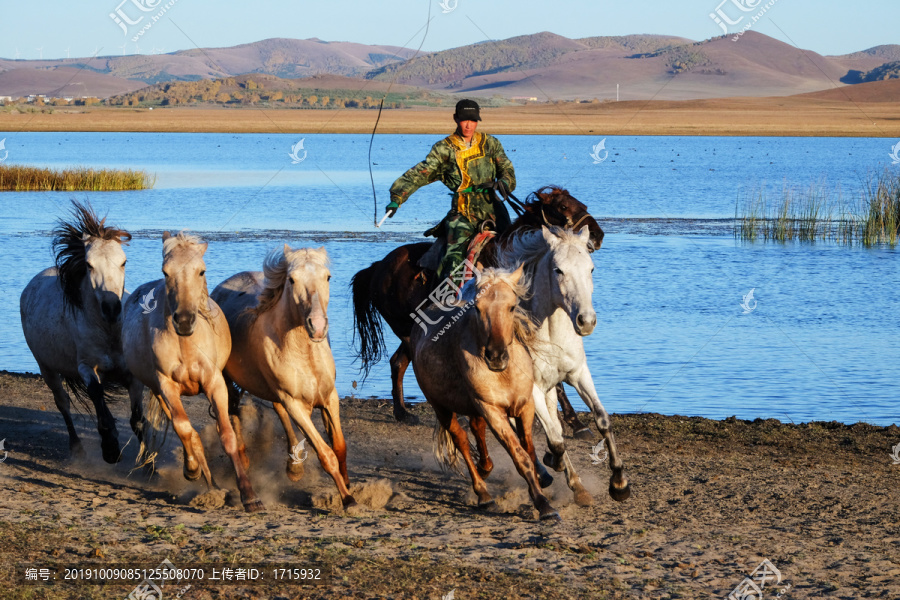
[{"left": 19, "top": 201, "right": 132, "bottom": 463}]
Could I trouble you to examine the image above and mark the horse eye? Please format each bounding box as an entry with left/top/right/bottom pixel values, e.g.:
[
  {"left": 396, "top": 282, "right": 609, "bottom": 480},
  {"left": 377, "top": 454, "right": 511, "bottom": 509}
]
[
  {"left": 288, "top": 277, "right": 295, "bottom": 286},
  {"left": 591, "top": 267, "right": 595, "bottom": 273},
  {"left": 121, "top": 260, "right": 127, "bottom": 267},
  {"left": 554, "top": 267, "right": 564, "bottom": 275},
  {"left": 86, "top": 264, "right": 94, "bottom": 271},
  {"left": 199, "top": 270, "right": 206, "bottom": 277},
  {"left": 327, "top": 275, "right": 332, "bottom": 282}
]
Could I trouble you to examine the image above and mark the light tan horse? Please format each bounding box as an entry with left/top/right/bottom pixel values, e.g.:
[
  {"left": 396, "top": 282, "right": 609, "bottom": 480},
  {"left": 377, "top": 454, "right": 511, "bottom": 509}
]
[
  {"left": 122, "top": 232, "right": 263, "bottom": 512},
  {"left": 210, "top": 244, "right": 357, "bottom": 511},
  {"left": 411, "top": 266, "right": 559, "bottom": 521}
]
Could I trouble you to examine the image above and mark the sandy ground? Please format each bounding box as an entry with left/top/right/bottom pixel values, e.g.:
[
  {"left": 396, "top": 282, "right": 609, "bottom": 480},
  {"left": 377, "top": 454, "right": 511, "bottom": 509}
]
[
  {"left": 0, "top": 370, "right": 898, "bottom": 600},
  {"left": 2, "top": 97, "right": 899, "bottom": 136}
]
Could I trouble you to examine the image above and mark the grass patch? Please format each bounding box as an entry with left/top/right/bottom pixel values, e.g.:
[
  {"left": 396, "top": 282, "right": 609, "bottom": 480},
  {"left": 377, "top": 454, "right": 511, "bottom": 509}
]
[
  {"left": 735, "top": 169, "right": 900, "bottom": 246},
  {"left": 0, "top": 164, "right": 154, "bottom": 191}
]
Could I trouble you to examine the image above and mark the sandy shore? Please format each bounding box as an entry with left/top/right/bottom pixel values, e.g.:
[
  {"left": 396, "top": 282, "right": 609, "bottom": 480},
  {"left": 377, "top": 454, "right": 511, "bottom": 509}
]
[
  {"left": 2, "top": 97, "right": 899, "bottom": 136},
  {"left": 0, "top": 371, "right": 897, "bottom": 599}
]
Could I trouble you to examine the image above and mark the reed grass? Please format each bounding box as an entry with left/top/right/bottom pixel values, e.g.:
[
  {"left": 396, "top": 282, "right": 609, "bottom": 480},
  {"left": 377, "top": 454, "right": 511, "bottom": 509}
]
[
  {"left": 735, "top": 170, "right": 900, "bottom": 246},
  {"left": 0, "top": 164, "right": 154, "bottom": 191}
]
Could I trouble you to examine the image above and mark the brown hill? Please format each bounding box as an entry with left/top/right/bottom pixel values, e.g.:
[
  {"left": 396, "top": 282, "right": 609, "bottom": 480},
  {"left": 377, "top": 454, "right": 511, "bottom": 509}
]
[
  {"left": 0, "top": 67, "right": 145, "bottom": 98},
  {"left": 792, "top": 78, "right": 900, "bottom": 102},
  {"left": 374, "top": 31, "right": 893, "bottom": 100},
  {"left": 1, "top": 33, "right": 898, "bottom": 101}
]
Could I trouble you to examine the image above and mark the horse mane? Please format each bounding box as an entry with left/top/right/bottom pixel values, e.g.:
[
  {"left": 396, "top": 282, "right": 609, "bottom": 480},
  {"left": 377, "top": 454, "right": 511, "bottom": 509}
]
[
  {"left": 523, "top": 185, "right": 581, "bottom": 211},
  {"left": 462, "top": 268, "right": 536, "bottom": 345},
  {"left": 254, "top": 246, "right": 329, "bottom": 316},
  {"left": 52, "top": 200, "right": 131, "bottom": 312},
  {"left": 497, "top": 226, "right": 587, "bottom": 280}
]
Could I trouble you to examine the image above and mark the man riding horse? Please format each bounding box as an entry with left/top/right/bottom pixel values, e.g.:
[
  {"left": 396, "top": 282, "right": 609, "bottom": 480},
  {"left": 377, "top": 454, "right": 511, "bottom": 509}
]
[{"left": 384, "top": 99, "right": 515, "bottom": 285}]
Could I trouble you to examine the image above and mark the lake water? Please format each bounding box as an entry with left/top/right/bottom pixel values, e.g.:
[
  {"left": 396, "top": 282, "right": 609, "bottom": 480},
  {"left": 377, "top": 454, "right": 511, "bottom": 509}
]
[{"left": 0, "top": 131, "right": 896, "bottom": 425}]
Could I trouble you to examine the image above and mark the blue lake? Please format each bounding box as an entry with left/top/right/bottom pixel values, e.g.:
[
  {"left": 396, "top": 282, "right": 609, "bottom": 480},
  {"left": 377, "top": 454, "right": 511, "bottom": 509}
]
[{"left": 0, "top": 131, "right": 896, "bottom": 425}]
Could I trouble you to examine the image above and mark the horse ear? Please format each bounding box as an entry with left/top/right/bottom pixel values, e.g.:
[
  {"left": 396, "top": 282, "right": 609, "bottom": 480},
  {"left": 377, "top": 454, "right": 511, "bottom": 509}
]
[
  {"left": 283, "top": 243, "right": 292, "bottom": 256},
  {"left": 509, "top": 264, "right": 525, "bottom": 286},
  {"left": 199, "top": 242, "right": 208, "bottom": 256},
  {"left": 541, "top": 225, "right": 557, "bottom": 246},
  {"left": 577, "top": 227, "right": 591, "bottom": 244},
  {"left": 162, "top": 231, "right": 171, "bottom": 241},
  {"left": 81, "top": 232, "right": 91, "bottom": 243}
]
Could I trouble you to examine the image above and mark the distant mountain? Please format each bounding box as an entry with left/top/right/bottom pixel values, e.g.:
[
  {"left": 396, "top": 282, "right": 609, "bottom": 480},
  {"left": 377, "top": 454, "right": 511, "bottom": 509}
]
[
  {"left": 794, "top": 78, "right": 900, "bottom": 102},
  {"left": 366, "top": 31, "right": 897, "bottom": 100},
  {"left": 1, "top": 33, "right": 897, "bottom": 101}
]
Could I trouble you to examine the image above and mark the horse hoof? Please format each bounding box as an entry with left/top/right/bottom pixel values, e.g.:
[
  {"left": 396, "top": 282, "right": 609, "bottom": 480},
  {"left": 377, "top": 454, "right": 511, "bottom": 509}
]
[
  {"left": 574, "top": 489, "right": 593, "bottom": 507},
  {"left": 538, "top": 471, "right": 554, "bottom": 489},
  {"left": 286, "top": 461, "right": 305, "bottom": 482},
  {"left": 572, "top": 427, "right": 593, "bottom": 441},
  {"left": 609, "top": 481, "right": 632, "bottom": 503},
  {"left": 183, "top": 467, "right": 202, "bottom": 482},
  {"left": 539, "top": 509, "right": 562, "bottom": 523},
  {"left": 101, "top": 440, "right": 122, "bottom": 464},
  {"left": 243, "top": 500, "right": 265, "bottom": 513},
  {"left": 542, "top": 452, "right": 563, "bottom": 472},
  {"left": 477, "top": 499, "right": 499, "bottom": 512},
  {"left": 395, "top": 411, "right": 419, "bottom": 425}
]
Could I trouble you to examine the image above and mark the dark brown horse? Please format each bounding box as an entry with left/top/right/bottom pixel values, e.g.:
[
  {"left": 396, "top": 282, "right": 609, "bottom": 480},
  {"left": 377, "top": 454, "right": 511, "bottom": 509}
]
[{"left": 352, "top": 186, "right": 603, "bottom": 431}]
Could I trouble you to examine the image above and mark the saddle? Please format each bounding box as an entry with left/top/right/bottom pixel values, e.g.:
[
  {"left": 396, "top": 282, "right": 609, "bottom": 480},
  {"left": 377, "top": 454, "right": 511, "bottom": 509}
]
[{"left": 416, "top": 225, "right": 496, "bottom": 286}]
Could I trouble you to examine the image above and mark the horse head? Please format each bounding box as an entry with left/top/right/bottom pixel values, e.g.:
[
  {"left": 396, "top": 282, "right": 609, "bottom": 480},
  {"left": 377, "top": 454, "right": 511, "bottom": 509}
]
[
  {"left": 281, "top": 244, "right": 331, "bottom": 342},
  {"left": 530, "top": 186, "right": 604, "bottom": 251},
  {"left": 542, "top": 226, "right": 597, "bottom": 336},
  {"left": 53, "top": 200, "right": 130, "bottom": 324},
  {"left": 468, "top": 265, "right": 526, "bottom": 372},
  {"left": 161, "top": 231, "right": 209, "bottom": 337}
]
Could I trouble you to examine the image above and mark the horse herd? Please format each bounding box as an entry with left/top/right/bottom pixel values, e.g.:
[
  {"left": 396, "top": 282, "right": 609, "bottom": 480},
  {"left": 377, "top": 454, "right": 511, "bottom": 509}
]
[{"left": 19, "top": 187, "right": 630, "bottom": 522}]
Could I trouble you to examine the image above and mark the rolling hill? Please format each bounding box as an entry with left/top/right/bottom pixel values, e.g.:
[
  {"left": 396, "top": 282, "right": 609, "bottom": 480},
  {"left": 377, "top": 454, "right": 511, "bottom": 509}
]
[{"left": 1, "top": 32, "right": 897, "bottom": 101}]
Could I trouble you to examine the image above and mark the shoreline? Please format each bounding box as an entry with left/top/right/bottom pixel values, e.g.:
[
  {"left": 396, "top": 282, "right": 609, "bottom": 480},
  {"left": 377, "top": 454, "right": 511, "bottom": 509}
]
[
  {"left": 2, "top": 97, "right": 900, "bottom": 136},
  {"left": 0, "top": 371, "right": 891, "bottom": 427}
]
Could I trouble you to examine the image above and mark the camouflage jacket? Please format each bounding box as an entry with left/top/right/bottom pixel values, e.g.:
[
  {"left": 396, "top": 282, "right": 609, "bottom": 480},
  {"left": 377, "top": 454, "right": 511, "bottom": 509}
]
[{"left": 389, "top": 132, "right": 516, "bottom": 222}]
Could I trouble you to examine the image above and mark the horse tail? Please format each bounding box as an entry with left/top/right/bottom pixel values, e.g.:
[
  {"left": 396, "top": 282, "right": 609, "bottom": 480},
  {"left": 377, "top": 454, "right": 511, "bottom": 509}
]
[
  {"left": 135, "top": 388, "right": 170, "bottom": 473},
  {"left": 63, "top": 371, "right": 129, "bottom": 419},
  {"left": 432, "top": 421, "right": 462, "bottom": 473},
  {"left": 350, "top": 263, "right": 386, "bottom": 379}
]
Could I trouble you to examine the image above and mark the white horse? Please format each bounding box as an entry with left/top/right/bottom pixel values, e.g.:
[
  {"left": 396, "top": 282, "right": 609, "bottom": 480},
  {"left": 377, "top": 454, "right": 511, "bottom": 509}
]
[
  {"left": 19, "top": 201, "right": 132, "bottom": 463},
  {"left": 497, "top": 226, "right": 630, "bottom": 505}
]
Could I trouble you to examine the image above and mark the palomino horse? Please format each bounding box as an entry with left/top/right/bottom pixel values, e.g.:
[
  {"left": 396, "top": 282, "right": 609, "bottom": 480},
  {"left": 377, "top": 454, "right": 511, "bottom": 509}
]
[
  {"left": 20, "top": 200, "right": 132, "bottom": 463},
  {"left": 123, "top": 232, "right": 263, "bottom": 512},
  {"left": 486, "top": 227, "right": 631, "bottom": 505},
  {"left": 352, "top": 185, "right": 603, "bottom": 429},
  {"left": 210, "top": 245, "right": 358, "bottom": 511},
  {"left": 411, "top": 266, "right": 559, "bottom": 521}
]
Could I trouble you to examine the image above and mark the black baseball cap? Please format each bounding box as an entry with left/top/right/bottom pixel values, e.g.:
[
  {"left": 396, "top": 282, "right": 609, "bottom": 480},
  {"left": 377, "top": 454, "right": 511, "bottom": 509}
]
[{"left": 454, "top": 99, "right": 481, "bottom": 121}]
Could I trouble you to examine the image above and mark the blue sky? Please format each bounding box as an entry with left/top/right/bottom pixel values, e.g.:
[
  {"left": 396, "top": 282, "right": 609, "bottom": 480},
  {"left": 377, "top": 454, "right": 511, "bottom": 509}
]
[{"left": 0, "top": 0, "right": 896, "bottom": 60}]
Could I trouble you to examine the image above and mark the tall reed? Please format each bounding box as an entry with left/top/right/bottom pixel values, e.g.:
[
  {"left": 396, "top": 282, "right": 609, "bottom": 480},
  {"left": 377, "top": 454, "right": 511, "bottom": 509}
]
[
  {"left": 736, "top": 171, "right": 900, "bottom": 246},
  {"left": 0, "top": 164, "right": 154, "bottom": 191}
]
